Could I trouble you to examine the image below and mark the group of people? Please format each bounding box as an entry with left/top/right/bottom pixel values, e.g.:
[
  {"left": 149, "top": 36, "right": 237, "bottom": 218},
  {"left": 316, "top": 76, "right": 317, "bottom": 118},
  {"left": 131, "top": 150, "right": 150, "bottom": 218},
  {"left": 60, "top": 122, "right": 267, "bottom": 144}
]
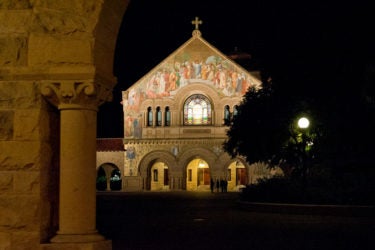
[{"left": 210, "top": 178, "right": 228, "bottom": 193}]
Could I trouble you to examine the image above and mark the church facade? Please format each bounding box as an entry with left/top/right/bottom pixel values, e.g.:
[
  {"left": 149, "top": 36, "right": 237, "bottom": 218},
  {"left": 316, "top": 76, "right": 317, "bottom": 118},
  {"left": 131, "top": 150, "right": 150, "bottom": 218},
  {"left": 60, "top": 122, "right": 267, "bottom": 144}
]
[{"left": 96, "top": 19, "right": 281, "bottom": 192}]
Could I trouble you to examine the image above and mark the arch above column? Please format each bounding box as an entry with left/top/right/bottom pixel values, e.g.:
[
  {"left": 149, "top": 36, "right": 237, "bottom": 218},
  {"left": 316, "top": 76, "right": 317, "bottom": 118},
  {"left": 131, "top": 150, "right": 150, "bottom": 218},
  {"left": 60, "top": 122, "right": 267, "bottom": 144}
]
[
  {"left": 178, "top": 147, "right": 218, "bottom": 170},
  {"left": 138, "top": 150, "right": 177, "bottom": 176}
]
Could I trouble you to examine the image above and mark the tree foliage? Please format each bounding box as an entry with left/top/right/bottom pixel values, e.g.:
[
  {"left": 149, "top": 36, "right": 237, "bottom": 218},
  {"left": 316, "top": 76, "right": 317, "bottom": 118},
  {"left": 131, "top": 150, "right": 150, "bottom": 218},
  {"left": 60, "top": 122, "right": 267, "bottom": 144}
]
[
  {"left": 223, "top": 82, "right": 321, "bottom": 174},
  {"left": 223, "top": 75, "right": 375, "bottom": 176},
  {"left": 225, "top": 83, "right": 287, "bottom": 163}
]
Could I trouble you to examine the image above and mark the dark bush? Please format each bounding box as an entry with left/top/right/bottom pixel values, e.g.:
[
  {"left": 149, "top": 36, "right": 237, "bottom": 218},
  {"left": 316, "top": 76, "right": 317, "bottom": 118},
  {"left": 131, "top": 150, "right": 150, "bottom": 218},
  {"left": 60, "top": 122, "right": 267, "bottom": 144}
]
[
  {"left": 96, "top": 175, "right": 107, "bottom": 191},
  {"left": 240, "top": 172, "right": 375, "bottom": 205}
]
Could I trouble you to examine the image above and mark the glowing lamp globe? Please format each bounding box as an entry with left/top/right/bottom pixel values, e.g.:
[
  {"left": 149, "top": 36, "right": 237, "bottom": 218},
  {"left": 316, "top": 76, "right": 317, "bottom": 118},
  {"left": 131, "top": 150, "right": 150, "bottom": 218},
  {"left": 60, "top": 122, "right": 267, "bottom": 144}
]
[{"left": 297, "top": 117, "right": 310, "bottom": 129}]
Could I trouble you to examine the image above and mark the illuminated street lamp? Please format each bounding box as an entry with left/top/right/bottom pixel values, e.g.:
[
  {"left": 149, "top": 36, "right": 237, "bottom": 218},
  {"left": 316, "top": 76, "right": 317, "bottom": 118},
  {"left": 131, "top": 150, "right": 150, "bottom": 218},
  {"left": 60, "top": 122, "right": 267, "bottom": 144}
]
[
  {"left": 297, "top": 116, "right": 311, "bottom": 188},
  {"left": 298, "top": 117, "right": 310, "bottom": 129}
]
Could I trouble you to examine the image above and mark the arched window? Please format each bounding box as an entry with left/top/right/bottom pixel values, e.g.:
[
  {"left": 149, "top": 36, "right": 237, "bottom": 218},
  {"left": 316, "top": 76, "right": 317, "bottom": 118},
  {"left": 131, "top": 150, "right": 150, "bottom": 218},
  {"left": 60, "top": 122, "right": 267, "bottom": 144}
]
[
  {"left": 233, "top": 105, "right": 238, "bottom": 118},
  {"left": 183, "top": 94, "right": 212, "bottom": 125},
  {"left": 153, "top": 169, "right": 158, "bottom": 182},
  {"left": 165, "top": 106, "right": 171, "bottom": 126},
  {"left": 156, "top": 106, "right": 162, "bottom": 126},
  {"left": 147, "top": 107, "right": 153, "bottom": 126},
  {"left": 224, "top": 105, "right": 230, "bottom": 125}
]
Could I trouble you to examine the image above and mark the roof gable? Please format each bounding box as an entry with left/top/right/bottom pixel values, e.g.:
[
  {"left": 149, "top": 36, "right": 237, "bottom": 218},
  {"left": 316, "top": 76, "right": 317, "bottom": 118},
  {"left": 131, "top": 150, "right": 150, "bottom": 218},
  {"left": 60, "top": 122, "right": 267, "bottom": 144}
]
[{"left": 123, "top": 31, "right": 261, "bottom": 100}]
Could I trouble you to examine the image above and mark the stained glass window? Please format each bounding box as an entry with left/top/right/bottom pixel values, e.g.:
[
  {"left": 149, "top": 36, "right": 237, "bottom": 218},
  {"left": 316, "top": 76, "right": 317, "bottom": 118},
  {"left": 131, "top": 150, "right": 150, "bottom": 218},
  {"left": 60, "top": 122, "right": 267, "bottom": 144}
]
[
  {"left": 184, "top": 94, "right": 212, "bottom": 125},
  {"left": 224, "top": 105, "right": 230, "bottom": 125},
  {"left": 233, "top": 105, "right": 238, "bottom": 118},
  {"left": 224, "top": 105, "right": 230, "bottom": 120},
  {"left": 165, "top": 106, "right": 170, "bottom": 126},
  {"left": 147, "top": 107, "right": 153, "bottom": 126},
  {"left": 156, "top": 106, "right": 162, "bottom": 126}
]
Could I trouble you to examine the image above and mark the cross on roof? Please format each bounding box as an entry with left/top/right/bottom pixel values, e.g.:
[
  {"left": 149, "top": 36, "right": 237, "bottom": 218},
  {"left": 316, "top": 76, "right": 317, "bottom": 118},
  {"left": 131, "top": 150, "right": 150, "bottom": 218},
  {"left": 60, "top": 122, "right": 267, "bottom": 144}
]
[{"left": 191, "top": 17, "right": 202, "bottom": 30}]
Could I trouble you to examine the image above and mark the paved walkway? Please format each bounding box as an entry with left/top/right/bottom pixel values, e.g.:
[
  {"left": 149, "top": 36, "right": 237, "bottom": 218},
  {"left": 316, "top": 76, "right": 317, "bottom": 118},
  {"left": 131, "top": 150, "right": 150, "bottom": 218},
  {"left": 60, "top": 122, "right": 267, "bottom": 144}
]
[{"left": 97, "top": 191, "right": 375, "bottom": 250}]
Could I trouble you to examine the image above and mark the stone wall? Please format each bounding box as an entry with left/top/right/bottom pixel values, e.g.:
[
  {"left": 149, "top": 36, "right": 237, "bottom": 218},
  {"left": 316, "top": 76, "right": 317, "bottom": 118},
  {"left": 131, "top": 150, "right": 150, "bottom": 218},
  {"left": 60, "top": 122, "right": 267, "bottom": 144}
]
[
  {"left": 0, "top": 1, "right": 129, "bottom": 249},
  {"left": 0, "top": 81, "right": 60, "bottom": 248},
  {"left": 97, "top": 151, "right": 125, "bottom": 173}
]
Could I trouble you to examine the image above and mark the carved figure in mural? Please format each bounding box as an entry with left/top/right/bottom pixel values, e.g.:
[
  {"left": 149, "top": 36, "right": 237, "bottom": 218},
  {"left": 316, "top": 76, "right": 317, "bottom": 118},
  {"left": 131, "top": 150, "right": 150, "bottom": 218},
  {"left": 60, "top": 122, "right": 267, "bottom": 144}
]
[
  {"left": 187, "top": 61, "right": 193, "bottom": 79},
  {"left": 201, "top": 64, "right": 208, "bottom": 80},
  {"left": 146, "top": 74, "right": 157, "bottom": 98},
  {"left": 193, "top": 60, "right": 202, "bottom": 78},
  {"left": 236, "top": 73, "right": 244, "bottom": 94},
  {"left": 127, "top": 88, "right": 141, "bottom": 111},
  {"left": 206, "top": 64, "right": 215, "bottom": 81},
  {"left": 126, "top": 146, "right": 135, "bottom": 159},
  {"left": 219, "top": 68, "right": 227, "bottom": 89},
  {"left": 175, "top": 70, "right": 181, "bottom": 89},
  {"left": 179, "top": 64, "right": 188, "bottom": 87},
  {"left": 133, "top": 114, "right": 142, "bottom": 138},
  {"left": 171, "top": 146, "right": 178, "bottom": 156},
  {"left": 157, "top": 71, "right": 164, "bottom": 95},
  {"left": 213, "top": 70, "right": 220, "bottom": 88},
  {"left": 163, "top": 69, "right": 171, "bottom": 96},
  {"left": 223, "top": 80, "right": 234, "bottom": 96},
  {"left": 125, "top": 115, "right": 134, "bottom": 137},
  {"left": 128, "top": 89, "right": 135, "bottom": 106},
  {"left": 167, "top": 70, "right": 177, "bottom": 91},
  {"left": 156, "top": 70, "right": 170, "bottom": 97},
  {"left": 231, "top": 70, "right": 238, "bottom": 90}
]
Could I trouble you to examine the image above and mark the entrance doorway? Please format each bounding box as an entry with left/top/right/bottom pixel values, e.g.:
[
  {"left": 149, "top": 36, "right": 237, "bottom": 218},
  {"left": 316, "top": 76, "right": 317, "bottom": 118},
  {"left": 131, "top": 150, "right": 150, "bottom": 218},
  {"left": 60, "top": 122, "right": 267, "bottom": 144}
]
[
  {"left": 227, "top": 161, "right": 248, "bottom": 191},
  {"left": 150, "top": 162, "right": 169, "bottom": 191},
  {"left": 186, "top": 158, "right": 210, "bottom": 191}
]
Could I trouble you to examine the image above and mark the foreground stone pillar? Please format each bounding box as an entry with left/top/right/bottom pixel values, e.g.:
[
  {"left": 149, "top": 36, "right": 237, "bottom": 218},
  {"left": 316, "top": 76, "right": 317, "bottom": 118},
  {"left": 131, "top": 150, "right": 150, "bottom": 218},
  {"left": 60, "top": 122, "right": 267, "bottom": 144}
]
[
  {"left": 40, "top": 80, "right": 111, "bottom": 248},
  {"left": 53, "top": 108, "right": 104, "bottom": 243}
]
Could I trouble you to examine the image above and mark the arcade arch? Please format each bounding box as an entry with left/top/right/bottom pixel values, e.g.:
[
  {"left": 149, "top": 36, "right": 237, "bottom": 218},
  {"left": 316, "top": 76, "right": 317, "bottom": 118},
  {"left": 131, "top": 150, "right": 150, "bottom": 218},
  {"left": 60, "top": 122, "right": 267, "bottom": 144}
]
[
  {"left": 226, "top": 160, "right": 248, "bottom": 191},
  {"left": 138, "top": 150, "right": 177, "bottom": 190},
  {"left": 150, "top": 161, "right": 170, "bottom": 191},
  {"left": 186, "top": 158, "right": 211, "bottom": 191},
  {"left": 96, "top": 163, "right": 122, "bottom": 191}
]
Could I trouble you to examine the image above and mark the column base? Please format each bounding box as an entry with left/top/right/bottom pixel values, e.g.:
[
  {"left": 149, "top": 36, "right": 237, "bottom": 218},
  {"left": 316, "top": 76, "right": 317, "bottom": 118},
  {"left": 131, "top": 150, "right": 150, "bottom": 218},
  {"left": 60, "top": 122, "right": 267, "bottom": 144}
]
[
  {"left": 40, "top": 239, "right": 112, "bottom": 250},
  {"left": 50, "top": 232, "right": 106, "bottom": 243}
]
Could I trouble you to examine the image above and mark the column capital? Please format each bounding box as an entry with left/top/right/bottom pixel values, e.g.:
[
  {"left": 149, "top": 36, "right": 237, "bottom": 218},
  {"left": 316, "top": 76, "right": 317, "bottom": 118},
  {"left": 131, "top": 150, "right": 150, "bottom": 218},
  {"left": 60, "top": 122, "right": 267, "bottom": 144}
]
[{"left": 40, "top": 78, "right": 113, "bottom": 110}]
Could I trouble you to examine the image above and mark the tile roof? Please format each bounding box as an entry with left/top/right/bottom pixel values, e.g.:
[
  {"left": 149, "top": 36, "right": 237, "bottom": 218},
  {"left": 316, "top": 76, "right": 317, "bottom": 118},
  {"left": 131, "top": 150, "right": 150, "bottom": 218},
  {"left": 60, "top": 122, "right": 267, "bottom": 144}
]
[{"left": 97, "top": 138, "right": 124, "bottom": 151}]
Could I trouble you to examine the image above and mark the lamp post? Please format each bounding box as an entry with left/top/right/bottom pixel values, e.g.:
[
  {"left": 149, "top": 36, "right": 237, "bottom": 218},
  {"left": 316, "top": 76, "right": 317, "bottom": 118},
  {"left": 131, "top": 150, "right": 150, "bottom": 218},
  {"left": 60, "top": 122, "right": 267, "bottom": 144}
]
[{"left": 297, "top": 117, "right": 310, "bottom": 187}]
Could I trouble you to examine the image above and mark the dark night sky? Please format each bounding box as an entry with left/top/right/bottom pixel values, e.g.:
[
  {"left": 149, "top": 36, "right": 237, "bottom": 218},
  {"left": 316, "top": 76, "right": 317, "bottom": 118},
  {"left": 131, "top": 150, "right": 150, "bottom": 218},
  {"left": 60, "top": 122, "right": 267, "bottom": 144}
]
[{"left": 97, "top": 0, "right": 375, "bottom": 138}]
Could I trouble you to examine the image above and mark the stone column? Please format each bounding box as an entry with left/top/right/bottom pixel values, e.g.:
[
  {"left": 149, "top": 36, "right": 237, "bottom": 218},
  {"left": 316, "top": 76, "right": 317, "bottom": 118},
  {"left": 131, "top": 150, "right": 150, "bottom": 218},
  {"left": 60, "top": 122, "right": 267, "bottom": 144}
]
[{"left": 40, "top": 79, "right": 111, "bottom": 245}]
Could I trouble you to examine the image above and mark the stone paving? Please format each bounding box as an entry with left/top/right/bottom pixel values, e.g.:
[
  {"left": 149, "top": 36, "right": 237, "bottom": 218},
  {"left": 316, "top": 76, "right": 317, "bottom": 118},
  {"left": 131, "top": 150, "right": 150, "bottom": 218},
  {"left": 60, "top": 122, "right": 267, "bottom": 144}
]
[{"left": 97, "top": 191, "right": 375, "bottom": 250}]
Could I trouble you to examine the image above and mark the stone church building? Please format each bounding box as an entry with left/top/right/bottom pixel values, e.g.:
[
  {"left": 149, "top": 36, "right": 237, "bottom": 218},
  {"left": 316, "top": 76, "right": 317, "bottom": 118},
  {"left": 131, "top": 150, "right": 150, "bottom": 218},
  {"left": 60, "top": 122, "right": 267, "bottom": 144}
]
[
  {"left": 1, "top": 1, "right": 284, "bottom": 248},
  {"left": 97, "top": 19, "right": 282, "bottom": 192}
]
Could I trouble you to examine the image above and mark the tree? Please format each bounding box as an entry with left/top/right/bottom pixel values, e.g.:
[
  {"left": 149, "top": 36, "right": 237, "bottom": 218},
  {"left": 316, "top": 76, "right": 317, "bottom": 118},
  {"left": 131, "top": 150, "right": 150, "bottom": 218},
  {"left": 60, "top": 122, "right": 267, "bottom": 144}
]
[
  {"left": 223, "top": 82, "right": 319, "bottom": 177},
  {"left": 224, "top": 77, "right": 375, "bottom": 183}
]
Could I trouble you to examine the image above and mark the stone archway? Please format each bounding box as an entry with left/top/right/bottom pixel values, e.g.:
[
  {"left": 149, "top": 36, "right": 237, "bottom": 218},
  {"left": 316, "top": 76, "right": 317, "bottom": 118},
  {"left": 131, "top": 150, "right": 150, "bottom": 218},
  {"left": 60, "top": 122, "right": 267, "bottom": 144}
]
[
  {"left": 138, "top": 150, "right": 177, "bottom": 191},
  {"left": 227, "top": 159, "right": 248, "bottom": 191},
  {"left": 149, "top": 161, "right": 170, "bottom": 191},
  {"left": 0, "top": 1, "right": 130, "bottom": 249},
  {"left": 178, "top": 147, "right": 217, "bottom": 191},
  {"left": 97, "top": 163, "right": 122, "bottom": 191},
  {"left": 186, "top": 158, "right": 211, "bottom": 191}
]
